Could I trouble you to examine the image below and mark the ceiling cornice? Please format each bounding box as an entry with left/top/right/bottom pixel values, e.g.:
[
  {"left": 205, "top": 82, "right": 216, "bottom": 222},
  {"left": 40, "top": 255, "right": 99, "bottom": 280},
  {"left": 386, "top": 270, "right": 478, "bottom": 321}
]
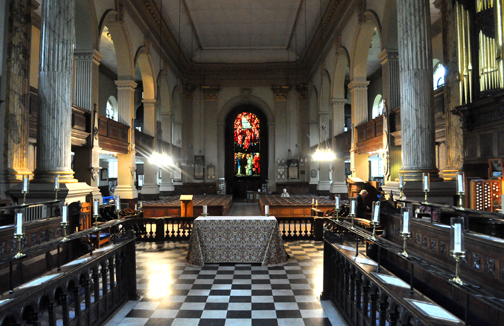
[{"left": 131, "top": 0, "right": 354, "bottom": 84}]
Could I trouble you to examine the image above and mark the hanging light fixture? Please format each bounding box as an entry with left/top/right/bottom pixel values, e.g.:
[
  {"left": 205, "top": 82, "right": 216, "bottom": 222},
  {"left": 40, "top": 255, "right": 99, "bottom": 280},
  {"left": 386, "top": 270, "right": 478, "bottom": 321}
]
[{"left": 312, "top": 0, "right": 335, "bottom": 162}]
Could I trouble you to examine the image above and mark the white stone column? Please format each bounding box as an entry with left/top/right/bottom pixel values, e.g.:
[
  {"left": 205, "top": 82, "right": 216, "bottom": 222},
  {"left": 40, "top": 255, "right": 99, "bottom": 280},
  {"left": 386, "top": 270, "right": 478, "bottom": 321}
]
[
  {"left": 349, "top": 80, "right": 369, "bottom": 180},
  {"left": 317, "top": 112, "right": 331, "bottom": 192},
  {"left": 267, "top": 122, "right": 276, "bottom": 193},
  {"left": 398, "top": 0, "right": 439, "bottom": 181},
  {"left": 34, "top": 0, "right": 76, "bottom": 183},
  {"left": 141, "top": 99, "right": 159, "bottom": 197},
  {"left": 379, "top": 49, "right": 401, "bottom": 185},
  {"left": 74, "top": 50, "right": 103, "bottom": 111},
  {"left": 330, "top": 98, "right": 348, "bottom": 194},
  {"left": 114, "top": 80, "right": 138, "bottom": 199},
  {"left": 159, "top": 112, "right": 174, "bottom": 193}
]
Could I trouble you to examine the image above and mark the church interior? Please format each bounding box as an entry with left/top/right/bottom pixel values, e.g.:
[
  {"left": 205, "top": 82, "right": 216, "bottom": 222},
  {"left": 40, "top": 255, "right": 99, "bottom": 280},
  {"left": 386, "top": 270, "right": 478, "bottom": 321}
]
[{"left": 0, "top": 0, "right": 504, "bottom": 325}]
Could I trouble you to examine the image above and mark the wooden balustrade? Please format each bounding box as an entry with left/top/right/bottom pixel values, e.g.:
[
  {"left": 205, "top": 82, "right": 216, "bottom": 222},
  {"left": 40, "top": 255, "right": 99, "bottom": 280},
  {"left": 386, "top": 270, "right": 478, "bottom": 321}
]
[
  {"left": 0, "top": 234, "right": 137, "bottom": 326},
  {"left": 122, "top": 216, "right": 317, "bottom": 241},
  {"left": 135, "top": 129, "right": 155, "bottom": 154},
  {"left": 322, "top": 228, "right": 464, "bottom": 326},
  {"left": 355, "top": 115, "right": 383, "bottom": 154},
  {"left": 333, "top": 131, "right": 351, "bottom": 154},
  {"left": 97, "top": 114, "right": 130, "bottom": 154}
]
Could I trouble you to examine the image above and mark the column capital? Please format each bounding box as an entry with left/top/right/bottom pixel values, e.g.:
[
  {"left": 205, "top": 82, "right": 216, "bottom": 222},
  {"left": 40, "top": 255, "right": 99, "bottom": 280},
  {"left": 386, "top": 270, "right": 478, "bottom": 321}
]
[
  {"left": 295, "top": 84, "right": 309, "bottom": 100},
  {"left": 74, "top": 49, "right": 103, "bottom": 65},
  {"left": 331, "top": 97, "right": 347, "bottom": 106},
  {"left": 183, "top": 84, "right": 196, "bottom": 100},
  {"left": 115, "top": 80, "right": 138, "bottom": 89},
  {"left": 378, "top": 49, "right": 399, "bottom": 63},
  {"left": 271, "top": 85, "right": 290, "bottom": 101},
  {"left": 348, "top": 80, "right": 370, "bottom": 90},
  {"left": 202, "top": 86, "right": 221, "bottom": 101},
  {"left": 142, "top": 99, "right": 157, "bottom": 106}
]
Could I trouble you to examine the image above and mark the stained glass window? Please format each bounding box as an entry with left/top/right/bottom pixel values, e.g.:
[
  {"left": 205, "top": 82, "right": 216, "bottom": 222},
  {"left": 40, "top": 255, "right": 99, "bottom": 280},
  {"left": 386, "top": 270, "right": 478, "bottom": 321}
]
[{"left": 234, "top": 112, "right": 260, "bottom": 177}]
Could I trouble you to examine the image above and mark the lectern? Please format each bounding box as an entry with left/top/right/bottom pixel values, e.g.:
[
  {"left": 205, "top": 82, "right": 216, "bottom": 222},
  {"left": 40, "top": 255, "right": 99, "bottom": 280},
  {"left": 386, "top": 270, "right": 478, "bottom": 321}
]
[{"left": 180, "top": 195, "right": 194, "bottom": 217}]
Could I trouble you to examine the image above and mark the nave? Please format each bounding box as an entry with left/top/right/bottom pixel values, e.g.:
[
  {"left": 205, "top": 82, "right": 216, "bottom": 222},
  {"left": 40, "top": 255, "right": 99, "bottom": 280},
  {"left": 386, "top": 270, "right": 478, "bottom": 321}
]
[{"left": 104, "top": 203, "right": 347, "bottom": 326}]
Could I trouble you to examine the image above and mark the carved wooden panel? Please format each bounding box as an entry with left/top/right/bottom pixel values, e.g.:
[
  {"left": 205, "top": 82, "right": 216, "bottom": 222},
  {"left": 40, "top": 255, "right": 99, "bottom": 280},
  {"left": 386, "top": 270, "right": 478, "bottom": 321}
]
[
  {"left": 430, "top": 238, "right": 437, "bottom": 252},
  {"left": 480, "top": 133, "right": 494, "bottom": 157},
  {"left": 472, "top": 252, "right": 482, "bottom": 270},
  {"left": 485, "top": 257, "right": 495, "bottom": 276},
  {"left": 498, "top": 131, "right": 504, "bottom": 156}
]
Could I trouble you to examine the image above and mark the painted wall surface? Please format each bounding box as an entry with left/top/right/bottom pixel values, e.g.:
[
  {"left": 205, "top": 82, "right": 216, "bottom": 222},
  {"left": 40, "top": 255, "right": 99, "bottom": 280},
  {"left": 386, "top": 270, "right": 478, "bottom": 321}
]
[
  {"left": 432, "top": 32, "right": 444, "bottom": 64},
  {"left": 30, "top": 26, "right": 41, "bottom": 89},
  {"left": 367, "top": 75, "right": 383, "bottom": 117}
]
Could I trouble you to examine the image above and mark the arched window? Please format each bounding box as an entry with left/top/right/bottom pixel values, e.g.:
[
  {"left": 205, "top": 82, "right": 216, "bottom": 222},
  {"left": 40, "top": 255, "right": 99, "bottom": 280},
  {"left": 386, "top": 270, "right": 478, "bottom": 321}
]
[
  {"left": 372, "top": 94, "right": 384, "bottom": 119},
  {"left": 433, "top": 62, "right": 445, "bottom": 90},
  {"left": 106, "top": 96, "right": 118, "bottom": 121},
  {"left": 234, "top": 112, "right": 260, "bottom": 177}
]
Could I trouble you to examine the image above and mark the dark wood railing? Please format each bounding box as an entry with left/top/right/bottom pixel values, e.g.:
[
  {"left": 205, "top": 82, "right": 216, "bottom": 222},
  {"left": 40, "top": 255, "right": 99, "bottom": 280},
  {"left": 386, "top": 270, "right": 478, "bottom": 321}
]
[
  {"left": 135, "top": 129, "right": 155, "bottom": 154},
  {"left": 122, "top": 216, "right": 317, "bottom": 241},
  {"left": 333, "top": 131, "right": 351, "bottom": 154},
  {"left": 0, "top": 233, "right": 136, "bottom": 326},
  {"left": 98, "top": 114, "right": 130, "bottom": 154},
  {"left": 355, "top": 115, "right": 383, "bottom": 153}
]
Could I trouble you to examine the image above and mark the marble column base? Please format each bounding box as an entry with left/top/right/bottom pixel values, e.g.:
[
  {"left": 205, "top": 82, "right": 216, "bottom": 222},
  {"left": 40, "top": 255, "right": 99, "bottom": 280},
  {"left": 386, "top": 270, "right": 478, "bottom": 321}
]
[
  {"left": 317, "top": 180, "right": 332, "bottom": 192},
  {"left": 32, "top": 169, "right": 77, "bottom": 183},
  {"left": 8, "top": 182, "right": 93, "bottom": 205},
  {"left": 399, "top": 169, "right": 442, "bottom": 182},
  {"left": 440, "top": 169, "right": 461, "bottom": 181},
  {"left": 140, "top": 184, "right": 160, "bottom": 200},
  {"left": 90, "top": 186, "right": 103, "bottom": 205},
  {"left": 330, "top": 181, "right": 348, "bottom": 195},
  {"left": 114, "top": 185, "right": 138, "bottom": 200},
  {"left": 383, "top": 181, "right": 457, "bottom": 205},
  {"left": 160, "top": 182, "right": 175, "bottom": 194}
]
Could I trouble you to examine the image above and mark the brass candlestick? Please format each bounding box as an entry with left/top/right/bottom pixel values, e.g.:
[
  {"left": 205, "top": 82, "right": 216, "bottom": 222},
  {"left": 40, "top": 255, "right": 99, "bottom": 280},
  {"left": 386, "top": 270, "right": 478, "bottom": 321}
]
[
  {"left": 13, "top": 234, "right": 26, "bottom": 259},
  {"left": 61, "top": 222, "right": 69, "bottom": 242},
  {"left": 55, "top": 189, "right": 59, "bottom": 202},
  {"left": 22, "top": 191, "right": 27, "bottom": 206},
  {"left": 370, "top": 221, "right": 379, "bottom": 241},
  {"left": 424, "top": 190, "right": 429, "bottom": 203},
  {"left": 350, "top": 213, "right": 355, "bottom": 230},
  {"left": 449, "top": 251, "right": 466, "bottom": 285},
  {"left": 457, "top": 192, "right": 465, "bottom": 209},
  {"left": 93, "top": 214, "right": 99, "bottom": 230},
  {"left": 399, "top": 232, "right": 411, "bottom": 257},
  {"left": 334, "top": 208, "right": 340, "bottom": 222},
  {"left": 399, "top": 186, "right": 404, "bottom": 200}
]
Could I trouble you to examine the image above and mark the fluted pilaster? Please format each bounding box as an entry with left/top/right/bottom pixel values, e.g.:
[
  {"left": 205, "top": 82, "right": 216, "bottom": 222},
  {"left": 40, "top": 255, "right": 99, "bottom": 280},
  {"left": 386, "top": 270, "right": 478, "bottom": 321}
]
[
  {"left": 2, "top": 0, "right": 32, "bottom": 182},
  {"left": 160, "top": 112, "right": 172, "bottom": 143},
  {"left": 330, "top": 98, "right": 347, "bottom": 194},
  {"left": 348, "top": 80, "right": 369, "bottom": 127},
  {"left": 115, "top": 80, "right": 137, "bottom": 126},
  {"left": 74, "top": 49, "right": 102, "bottom": 111},
  {"left": 142, "top": 99, "right": 156, "bottom": 137},
  {"left": 398, "top": 0, "right": 439, "bottom": 180},
  {"left": 34, "top": 0, "right": 76, "bottom": 183}
]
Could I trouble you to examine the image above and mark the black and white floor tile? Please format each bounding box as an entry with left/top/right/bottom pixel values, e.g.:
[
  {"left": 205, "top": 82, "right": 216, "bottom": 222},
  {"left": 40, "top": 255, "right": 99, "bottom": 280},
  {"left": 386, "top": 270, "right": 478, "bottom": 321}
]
[{"left": 105, "top": 240, "right": 347, "bottom": 326}]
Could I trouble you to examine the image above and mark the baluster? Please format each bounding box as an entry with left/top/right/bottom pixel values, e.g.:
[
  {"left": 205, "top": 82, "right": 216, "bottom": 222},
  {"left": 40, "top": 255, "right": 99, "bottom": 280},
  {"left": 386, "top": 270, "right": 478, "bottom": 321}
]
[
  {"left": 355, "top": 277, "right": 363, "bottom": 324},
  {"left": 389, "top": 306, "right": 399, "bottom": 326},
  {"left": 72, "top": 286, "right": 81, "bottom": 318},
  {"left": 280, "top": 219, "right": 286, "bottom": 237},
  {"left": 101, "top": 265, "right": 108, "bottom": 312},
  {"left": 116, "top": 256, "right": 122, "bottom": 290},
  {"left": 362, "top": 282, "right": 370, "bottom": 319},
  {"left": 92, "top": 271, "right": 100, "bottom": 309},
  {"left": 370, "top": 292, "right": 378, "bottom": 326},
  {"left": 47, "top": 302, "right": 56, "bottom": 326},
  {"left": 28, "top": 311, "right": 40, "bottom": 326},
  {"left": 58, "top": 294, "right": 69, "bottom": 326},
  {"left": 339, "top": 261, "right": 345, "bottom": 306},
  {"left": 82, "top": 279, "right": 91, "bottom": 310},
  {"left": 343, "top": 266, "right": 349, "bottom": 311},
  {"left": 288, "top": 219, "right": 292, "bottom": 238},
  {"left": 332, "top": 255, "right": 339, "bottom": 299},
  {"left": 109, "top": 258, "right": 115, "bottom": 291},
  {"left": 379, "top": 299, "right": 389, "bottom": 326},
  {"left": 349, "top": 272, "right": 356, "bottom": 319}
]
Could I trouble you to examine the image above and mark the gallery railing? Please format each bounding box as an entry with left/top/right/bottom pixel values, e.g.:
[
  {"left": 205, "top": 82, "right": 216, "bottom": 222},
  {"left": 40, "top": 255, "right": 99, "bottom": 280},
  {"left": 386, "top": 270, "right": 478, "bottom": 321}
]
[
  {"left": 122, "top": 216, "right": 317, "bottom": 241},
  {"left": 0, "top": 230, "right": 136, "bottom": 326}
]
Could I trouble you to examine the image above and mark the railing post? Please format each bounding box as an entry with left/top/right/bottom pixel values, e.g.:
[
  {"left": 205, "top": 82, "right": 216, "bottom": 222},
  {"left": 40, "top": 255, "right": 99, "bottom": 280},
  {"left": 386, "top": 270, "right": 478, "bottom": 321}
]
[
  {"left": 155, "top": 218, "right": 165, "bottom": 241},
  {"left": 355, "top": 277, "right": 363, "bottom": 324},
  {"left": 82, "top": 279, "right": 91, "bottom": 310},
  {"left": 379, "top": 300, "right": 389, "bottom": 326},
  {"left": 58, "top": 293, "right": 69, "bottom": 326},
  {"left": 389, "top": 308, "right": 399, "bottom": 326},
  {"left": 116, "top": 255, "right": 122, "bottom": 295},
  {"left": 72, "top": 286, "right": 81, "bottom": 318},
  {"left": 92, "top": 271, "right": 100, "bottom": 315},
  {"left": 47, "top": 302, "right": 56, "bottom": 326},
  {"left": 101, "top": 263, "right": 108, "bottom": 312},
  {"left": 126, "top": 238, "right": 138, "bottom": 300},
  {"left": 362, "top": 283, "right": 370, "bottom": 320},
  {"left": 28, "top": 311, "right": 40, "bottom": 326},
  {"left": 321, "top": 242, "right": 333, "bottom": 300},
  {"left": 349, "top": 271, "right": 356, "bottom": 320},
  {"left": 370, "top": 292, "right": 378, "bottom": 326},
  {"left": 109, "top": 258, "right": 116, "bottom": 305}
]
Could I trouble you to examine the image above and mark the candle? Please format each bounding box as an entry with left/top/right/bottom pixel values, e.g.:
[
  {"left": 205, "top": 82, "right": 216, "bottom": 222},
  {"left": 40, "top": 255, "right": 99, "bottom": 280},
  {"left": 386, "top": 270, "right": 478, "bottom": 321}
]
[
  {"left": 135, "top": 203, "right": 138, "bottom": 211},
  {"left": 399, "top": 175, "right": 404, "bottom": 189},
  {"left": 62, "top": 204, "right": 68, "bottom": 224},
  {"left": 312, "top": 198, "right": 314, "bottom": 206},
  {"left": 316, "top": 199, "right": 318, "bottom": 206},
  {"left": 203, "top": 205, "right": 208, "bottom": 215},
  {"left": 423, "top": 173, "right": 430, "bottom": 192},
  {"left": 454, "top": 223, "right": 462, "bottom": 252},
  {"left": 335, "top": 196, "right": 340, "bottom": 210},
  {"left": 265, "top": 205, "right": 269, "bottom": 215},
  {"left": 94, "top": 200, "right": 99, "bottom": 216},
  {"left": 139, "top": 201, "right": 143, "bottom": 209},
  {"left": 115, "top": 195, "right": 121, "bottom": 211},
  {"left": 373, "top": 201, "right": 380, "bottom": 223},
  {"left": 15, "top": 211, "right": 23, "bottom": 235},
  {"left": 502, "top": 194, "right": 504, "bottom": 209},
  {"left": 54, "top": 175, "right": 59, "bottom": 191},
  {"left": 403, "top": 211, "right": 410, "bottom": 233},
  {"left": 22, "top": 175, "right": 28, "bottom": 193},
  {"left": 350, "top": 198, "right": 356, "bottom": 215},
  {"left": 457, "top": 173, "right": 464, "bottom": 194}
]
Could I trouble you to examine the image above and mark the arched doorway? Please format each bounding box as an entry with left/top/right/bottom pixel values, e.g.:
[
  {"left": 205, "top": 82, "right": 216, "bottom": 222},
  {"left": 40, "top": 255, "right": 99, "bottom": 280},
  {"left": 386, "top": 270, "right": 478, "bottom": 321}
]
[{"left": 225, "top": 105, "right": 268, "bottom": 199}]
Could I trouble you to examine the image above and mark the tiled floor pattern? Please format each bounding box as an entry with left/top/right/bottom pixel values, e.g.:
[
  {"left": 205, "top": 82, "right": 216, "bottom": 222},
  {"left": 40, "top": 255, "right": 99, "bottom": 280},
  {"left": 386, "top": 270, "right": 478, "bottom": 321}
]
[{"left": 105, "top": 240, "right": 347, "bottom": 326}]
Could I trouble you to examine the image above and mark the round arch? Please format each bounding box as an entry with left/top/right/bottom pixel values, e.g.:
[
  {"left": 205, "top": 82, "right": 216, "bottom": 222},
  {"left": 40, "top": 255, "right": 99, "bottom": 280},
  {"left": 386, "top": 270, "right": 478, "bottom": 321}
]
[
  {"left": 380, "top": 0, "right": 398, "bottom": 50},
  {"left": 350, "top": 11, "right": 383, "bottom": 81},
  {"left": 134, "top": 47, "right": 157, "bottom": 101},
  {"left": 75, "top": 0, "right": 98, "bottom": 50},
  {"left": 98, "top": 10, "right": 135, "bottom": 80},
  {"left": 331, "top": 47, "right": 351, "bottom": 99}
]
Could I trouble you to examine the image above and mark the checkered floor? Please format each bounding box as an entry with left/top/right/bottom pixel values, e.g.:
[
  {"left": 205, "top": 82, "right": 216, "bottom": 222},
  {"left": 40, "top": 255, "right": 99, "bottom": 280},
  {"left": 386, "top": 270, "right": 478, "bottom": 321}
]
[{"left": 105, "top": 240, "right": 347, "bottom": 326}]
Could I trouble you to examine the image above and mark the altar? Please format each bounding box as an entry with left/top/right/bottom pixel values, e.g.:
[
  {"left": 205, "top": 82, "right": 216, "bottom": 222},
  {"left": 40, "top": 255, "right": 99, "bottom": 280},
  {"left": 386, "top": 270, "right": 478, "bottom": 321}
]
[{"left": 186, "top": 216, "right": 289, "bottom": 267}]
